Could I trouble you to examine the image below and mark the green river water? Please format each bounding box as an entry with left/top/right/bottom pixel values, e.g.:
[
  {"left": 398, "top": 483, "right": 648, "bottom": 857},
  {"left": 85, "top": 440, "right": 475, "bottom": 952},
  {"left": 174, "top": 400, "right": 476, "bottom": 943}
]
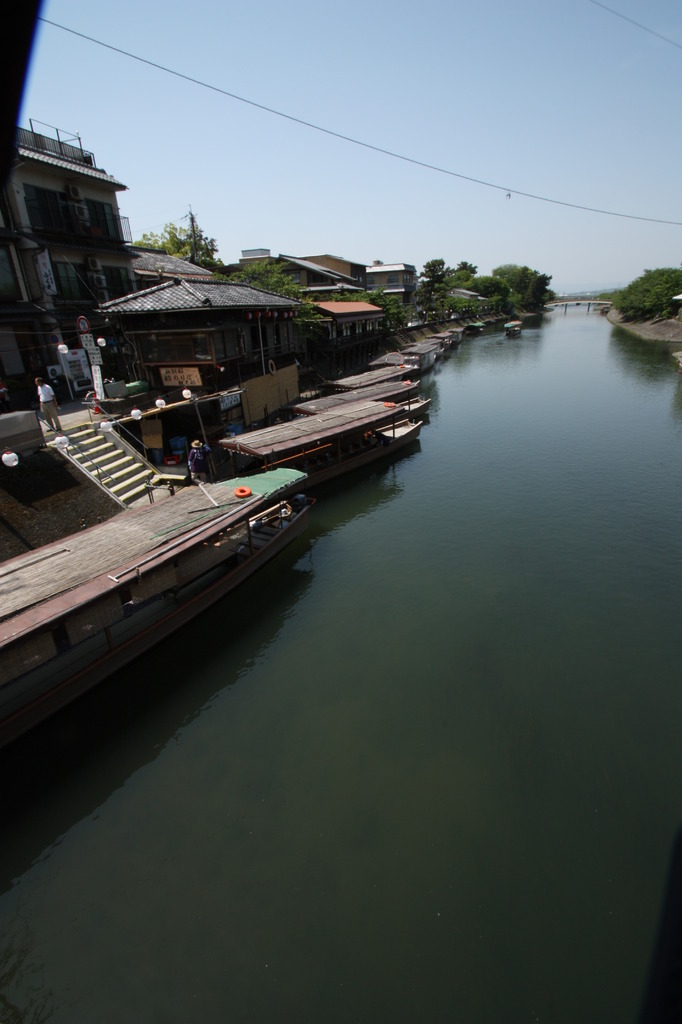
[{"left": 1, "top": 306, "right": 681, "bottom": 1022}]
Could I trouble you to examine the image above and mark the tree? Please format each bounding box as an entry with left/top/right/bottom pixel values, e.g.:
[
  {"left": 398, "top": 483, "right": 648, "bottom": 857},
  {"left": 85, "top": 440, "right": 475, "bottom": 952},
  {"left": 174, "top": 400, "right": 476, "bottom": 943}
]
[
  {"left": 224, "top": 258, "right": 303, "bottom": 299},
  {"left": 450, "top": 261, "right": 478, "bottom": 289},
  {"left": 416, "top": 259, "right": 455, "bottom": 318},
  {"left": 613, "top": 268, "right": 682, "bottom": 321},
  {"left": 492, "top": 264, "right": 554, "bottom": 311},
  {"left": 222, "top": 258, "right": 322, "bottom": 329},
  {"left": 133, "top": 215, "right": 220, "bottom": 269},
  {"left": 467, "top": 275, "right": 511, "bottom": 313}
]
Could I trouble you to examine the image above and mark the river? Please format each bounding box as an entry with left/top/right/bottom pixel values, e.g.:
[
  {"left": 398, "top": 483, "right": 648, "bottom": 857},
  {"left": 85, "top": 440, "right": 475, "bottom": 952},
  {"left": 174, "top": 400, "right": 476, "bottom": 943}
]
[{"left": 1, "top": 307, "right": 681, "bottom": 1023}]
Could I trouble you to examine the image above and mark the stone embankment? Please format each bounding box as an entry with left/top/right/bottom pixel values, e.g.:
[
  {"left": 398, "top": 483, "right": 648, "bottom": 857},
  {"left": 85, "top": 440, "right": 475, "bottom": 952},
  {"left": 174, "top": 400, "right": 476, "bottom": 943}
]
[
  {"left": 606, "top": 308, "right": 682, "bottom": 347},
  {"left": 0, "top": 449, "right": 120, "bottom": 560}
]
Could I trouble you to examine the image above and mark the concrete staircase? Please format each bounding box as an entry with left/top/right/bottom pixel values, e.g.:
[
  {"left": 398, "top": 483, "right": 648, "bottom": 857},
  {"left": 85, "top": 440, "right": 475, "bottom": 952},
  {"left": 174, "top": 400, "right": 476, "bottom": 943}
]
[{"left": 48, "top": 422, "right": 186, "bottom": 507}]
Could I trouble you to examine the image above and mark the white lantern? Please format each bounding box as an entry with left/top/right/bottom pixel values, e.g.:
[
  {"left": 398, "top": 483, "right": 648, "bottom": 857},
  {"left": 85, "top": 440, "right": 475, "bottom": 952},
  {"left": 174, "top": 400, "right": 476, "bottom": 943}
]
[
  {"left": 100, "top": 420, "right": 113, "bottom": 432},
  {"left": 155, "top": 398, "right": 166, "bottom": 409},
  {"left": 182, "top": 388, "right": 192, "bottom": 400},
  {"left": 57, "top": 343, "right": 68, "bottom": 354},
  {"left": 54, "top": 434, "right": 70, "bottom": 450},
  {"left": 2, "top": 451, "right": 19, "bottom": 467},
  {"left": 131, "top": 408, "right": 142, "bottom": 421}
]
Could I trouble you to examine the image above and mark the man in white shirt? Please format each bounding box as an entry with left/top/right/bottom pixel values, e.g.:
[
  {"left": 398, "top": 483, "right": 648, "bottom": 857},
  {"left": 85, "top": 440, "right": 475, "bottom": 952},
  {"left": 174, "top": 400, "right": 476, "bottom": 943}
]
[{"left": 35, "top": 376, "right": 62, "bottom": 431}]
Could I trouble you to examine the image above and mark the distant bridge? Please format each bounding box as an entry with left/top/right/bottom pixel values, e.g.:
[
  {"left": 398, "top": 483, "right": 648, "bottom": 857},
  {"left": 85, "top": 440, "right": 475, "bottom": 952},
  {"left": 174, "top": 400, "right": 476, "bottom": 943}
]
[{"left": 546, "top": 299, "right": 612, "bottom": 309}]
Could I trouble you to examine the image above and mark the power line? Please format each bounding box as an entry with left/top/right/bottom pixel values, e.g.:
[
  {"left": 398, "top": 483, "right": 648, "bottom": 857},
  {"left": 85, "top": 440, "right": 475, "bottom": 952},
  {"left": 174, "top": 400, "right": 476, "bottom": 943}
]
[
  {"left": 37, "top": 16, "right": 682, "bottom": 228},
  {"left": 585, "top": 0, "right": 682, "bottom": 51}
]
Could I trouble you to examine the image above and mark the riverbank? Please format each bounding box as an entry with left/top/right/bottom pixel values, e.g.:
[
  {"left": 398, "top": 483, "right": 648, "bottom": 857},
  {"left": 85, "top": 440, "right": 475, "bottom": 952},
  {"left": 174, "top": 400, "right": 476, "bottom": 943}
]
[{"left": 606, "top": 307, "right": 682, "bottom": 347}]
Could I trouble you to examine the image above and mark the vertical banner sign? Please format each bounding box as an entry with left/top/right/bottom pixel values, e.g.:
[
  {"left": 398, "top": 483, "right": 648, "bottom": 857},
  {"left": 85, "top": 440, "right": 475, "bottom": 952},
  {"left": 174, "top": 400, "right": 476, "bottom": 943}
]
[
  {"left": 36, "top": 249, "right": 58, "bottom": 295},
  {"left": 76, "top": 315, "right": 104, "bottom": 399},
  {"left": 91, "top": 365, "right": 104, "bottom": 401}
]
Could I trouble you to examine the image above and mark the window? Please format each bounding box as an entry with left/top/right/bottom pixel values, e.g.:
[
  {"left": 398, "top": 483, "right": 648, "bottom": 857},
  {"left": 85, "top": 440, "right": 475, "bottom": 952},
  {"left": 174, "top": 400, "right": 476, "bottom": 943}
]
[
  {"left": 52, "top": 260, "right": 90, "bottom": 301},
  {"left": 0, "top": 246, "right": 21, "bottom": 300},
  {"left": 141, "top": 335, "right": 195, "bottom": 363},
  {"left": 85, "top": 199, "right": 119, "bottom": 240},
  {"left": 193, "top": 335, "right": 211, "bottom": 361},
  {"left": 23, "top": 184, "right": 69, "bottom": 233},
  {"left": 103, "top": 265, "right": 133, "bottom": 299}
]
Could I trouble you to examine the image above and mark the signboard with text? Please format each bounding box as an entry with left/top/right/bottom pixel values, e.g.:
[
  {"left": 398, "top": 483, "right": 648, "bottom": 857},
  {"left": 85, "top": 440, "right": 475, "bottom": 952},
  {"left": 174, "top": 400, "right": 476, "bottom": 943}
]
[
  {"left": 219, "top": 391, "right": 242, "bottom": 411},
  {"left": 91, "top": 364, "right": 104, "bottom": 400},
  {"left": 159, "top": 366, "right": 203, "bottom": 388}
]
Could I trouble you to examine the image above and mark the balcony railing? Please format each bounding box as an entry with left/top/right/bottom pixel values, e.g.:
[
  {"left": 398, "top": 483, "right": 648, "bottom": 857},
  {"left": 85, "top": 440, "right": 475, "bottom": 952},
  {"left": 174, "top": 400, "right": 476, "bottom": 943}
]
[
  {"left": 16, "top": 127, "right": 95, "bottom": 167},
  {"left": 24, "top": 196, "right": 131, "bottom": 243}
]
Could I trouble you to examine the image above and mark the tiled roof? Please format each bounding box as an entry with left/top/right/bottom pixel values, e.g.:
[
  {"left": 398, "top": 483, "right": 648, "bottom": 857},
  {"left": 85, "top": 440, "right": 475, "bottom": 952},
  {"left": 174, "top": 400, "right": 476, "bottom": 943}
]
[
  {"left": 99, "top": 278, "right": 301, "bottom": 314},
  {"left": 16, "top": 147, "right": 127, "bottom": 189},
  {"left": 316, "top": 301, "right": 383, "bottom": 317},
  {"left": 131, "top": 249, "right": 215, "bottom": 278}
]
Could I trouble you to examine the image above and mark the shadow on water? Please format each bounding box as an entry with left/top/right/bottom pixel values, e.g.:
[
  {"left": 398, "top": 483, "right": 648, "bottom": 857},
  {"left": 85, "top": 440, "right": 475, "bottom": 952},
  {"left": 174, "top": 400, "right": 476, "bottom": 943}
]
[
  {"left": 0, "top": 537, "right": 314, "bottom": 852},
  {"left": 0, "top": 452, "right": 417, "bottom": 882},
  {"left": 608, "top": 325, "right": 680, "bottom": 381}
]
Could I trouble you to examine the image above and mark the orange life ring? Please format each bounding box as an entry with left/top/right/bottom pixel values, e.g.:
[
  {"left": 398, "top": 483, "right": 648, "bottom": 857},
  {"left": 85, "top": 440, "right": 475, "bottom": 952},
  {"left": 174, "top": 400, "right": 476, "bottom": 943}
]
[
  {"left": 384, "top": 402, "right": 396, "bottom": 408},
  {"left": 234, "top": 486, "right": 252, "bottom": 498}
]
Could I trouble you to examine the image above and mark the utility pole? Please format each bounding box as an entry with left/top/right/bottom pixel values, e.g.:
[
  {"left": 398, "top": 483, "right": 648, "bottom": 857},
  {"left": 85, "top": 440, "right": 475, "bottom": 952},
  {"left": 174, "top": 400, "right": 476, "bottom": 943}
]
[{"left": 188, "top": 206, "right": 197, "bottom": 264}]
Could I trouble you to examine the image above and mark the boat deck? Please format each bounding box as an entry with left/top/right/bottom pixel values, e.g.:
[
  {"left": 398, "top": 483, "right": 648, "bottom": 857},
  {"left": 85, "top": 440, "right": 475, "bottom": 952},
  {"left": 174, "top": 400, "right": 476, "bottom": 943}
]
[
  {"left": 221, "top": 400, "right": 419, "bottom": 459},
  {"left": 291, "top": 380, "right": 419, "bottom": 415},
  {"left": 326, "top": 367, "right": 412, "bottom": 390},
  {"left": 0, "top": 477, "right": 296, "bottom": 633}
]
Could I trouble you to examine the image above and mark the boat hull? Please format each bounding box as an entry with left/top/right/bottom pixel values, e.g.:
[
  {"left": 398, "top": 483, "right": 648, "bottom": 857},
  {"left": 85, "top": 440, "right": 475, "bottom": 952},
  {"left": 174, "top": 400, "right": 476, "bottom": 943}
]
[{"left": 0, "top": 497, "right": 311, "bottom": 749}]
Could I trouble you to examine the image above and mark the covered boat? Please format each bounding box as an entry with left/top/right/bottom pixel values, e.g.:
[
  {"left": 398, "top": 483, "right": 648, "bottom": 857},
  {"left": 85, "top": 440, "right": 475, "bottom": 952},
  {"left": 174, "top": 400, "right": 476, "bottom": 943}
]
[{"left": 0, "top": 469, "right": 312, "bottom": 748}]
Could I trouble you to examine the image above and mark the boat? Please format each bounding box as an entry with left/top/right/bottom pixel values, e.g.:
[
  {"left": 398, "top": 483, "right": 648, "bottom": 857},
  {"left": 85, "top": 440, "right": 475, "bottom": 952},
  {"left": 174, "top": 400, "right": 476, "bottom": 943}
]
[
  {"left": 504, "top": 320, "right": 522, "bottom": 336},
  {"left": 0, "top": 468, "right": 312, "bottom": 749},
  {"left": 397, "top": 340, "right": 441, "bottom": 373},
  {"left": 219, "top": 401, "right": 423, "bottom": 489},
  {"left": 368, "top": 351, "right": 421, "bottom": 373},
  {"left": 324, "top": 367, "right": 415, "bottom": 391},
  {"left": 291, "top": 382, "right": 429, "bottom": 419}
]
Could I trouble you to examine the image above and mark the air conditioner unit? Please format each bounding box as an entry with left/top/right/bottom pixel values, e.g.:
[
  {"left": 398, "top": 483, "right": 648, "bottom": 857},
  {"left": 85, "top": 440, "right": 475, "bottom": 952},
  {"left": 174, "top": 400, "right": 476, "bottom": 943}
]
[
  {"left": 86, "top": 256, "right": 101, "bottom": 271},
  {"left": 67, "top": 184, "right": 82, "bottom": 199},
  {"left": 97, "top": 288, "right": 110, "bottom": 303},
  {"left": 92, "top": 273, "right": 107, "bottom": 288},
  {"left": 73, "top": 202, "right": 90, "bottom": 221}
]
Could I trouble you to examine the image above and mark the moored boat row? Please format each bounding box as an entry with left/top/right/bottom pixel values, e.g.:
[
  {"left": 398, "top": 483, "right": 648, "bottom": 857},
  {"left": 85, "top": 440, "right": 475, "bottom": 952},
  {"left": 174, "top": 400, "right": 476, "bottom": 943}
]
[{"left": 0, "top": 366, "right": 431, "bottom": 748}]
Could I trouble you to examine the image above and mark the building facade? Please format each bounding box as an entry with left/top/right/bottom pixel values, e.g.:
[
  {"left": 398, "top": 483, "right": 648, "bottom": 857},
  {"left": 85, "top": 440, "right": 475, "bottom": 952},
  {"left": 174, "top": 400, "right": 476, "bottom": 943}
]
[
  {"left": 0, "top": 124, "right": 136, "bottom": 403},
  {"left": 365, "top": 261, "right": 417, "bottom": 305},
  {"left": 312, "top": 301, "right": 384, "bottom": 377},
  {"left": 100, "top": 277, "right": 301, "bottom": 397}
]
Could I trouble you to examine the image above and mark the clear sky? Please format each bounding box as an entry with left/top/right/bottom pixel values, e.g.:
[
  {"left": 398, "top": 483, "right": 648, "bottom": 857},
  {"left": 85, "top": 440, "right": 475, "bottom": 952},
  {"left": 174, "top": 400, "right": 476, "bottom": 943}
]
[{"left": 17, "top": 0, "right": 682, "bottom": 294}]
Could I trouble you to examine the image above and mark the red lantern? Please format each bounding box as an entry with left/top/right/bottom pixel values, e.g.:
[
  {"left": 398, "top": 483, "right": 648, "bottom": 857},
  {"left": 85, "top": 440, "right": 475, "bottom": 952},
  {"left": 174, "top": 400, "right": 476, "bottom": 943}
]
[
  {"left": 255, "top": 311, "right": 261, "bottom": 320},
  {"left": 245, "top": 312, "right": 252, "bottom": 320},
  {"left": 265, "top": 310, "right": 272, "bottom": 318}
]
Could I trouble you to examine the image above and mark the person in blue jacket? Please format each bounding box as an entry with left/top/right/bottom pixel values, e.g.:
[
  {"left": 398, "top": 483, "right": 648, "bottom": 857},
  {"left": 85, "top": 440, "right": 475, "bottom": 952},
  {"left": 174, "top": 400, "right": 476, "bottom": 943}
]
[{"left": 187, "top": 439, "right": 211, "bottom": 483}]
